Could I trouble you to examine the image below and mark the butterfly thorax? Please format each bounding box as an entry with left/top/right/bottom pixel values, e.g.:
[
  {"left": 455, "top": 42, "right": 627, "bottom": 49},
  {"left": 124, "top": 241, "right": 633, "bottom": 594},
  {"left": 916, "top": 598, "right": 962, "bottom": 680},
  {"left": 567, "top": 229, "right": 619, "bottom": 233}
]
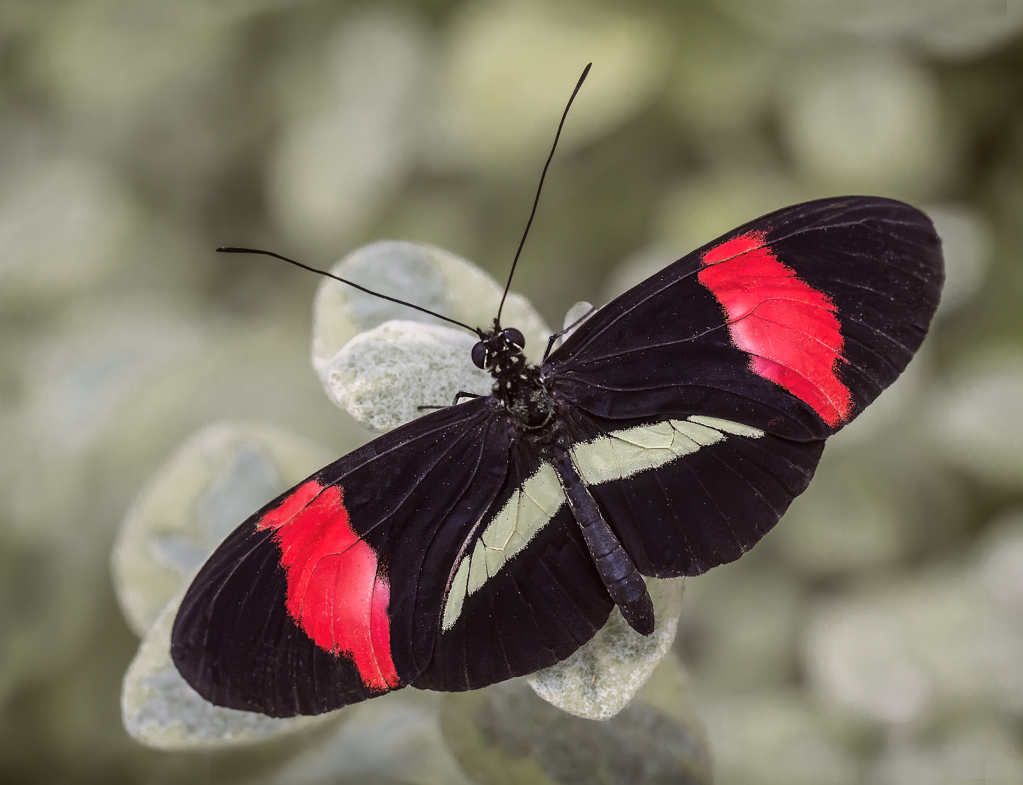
[
  {"left": 493, "top": 354, "right": 553, "bottom": 430},
  {"left": 472, "top": 324, "right": 554, "bottom": 431}
]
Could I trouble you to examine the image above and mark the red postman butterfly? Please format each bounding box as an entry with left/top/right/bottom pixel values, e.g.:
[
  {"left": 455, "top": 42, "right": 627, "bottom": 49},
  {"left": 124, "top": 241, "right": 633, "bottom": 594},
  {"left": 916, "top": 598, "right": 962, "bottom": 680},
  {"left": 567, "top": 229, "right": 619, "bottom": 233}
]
[{"left": 171, "top": 193, "right": 943, "bottom": 716}]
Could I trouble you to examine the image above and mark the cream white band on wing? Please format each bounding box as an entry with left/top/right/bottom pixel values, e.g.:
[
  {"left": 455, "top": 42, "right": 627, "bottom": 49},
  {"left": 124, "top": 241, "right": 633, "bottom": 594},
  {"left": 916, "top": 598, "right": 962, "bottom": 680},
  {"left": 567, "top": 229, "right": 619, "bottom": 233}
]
[{"left": 440, "top": 415, "right": 764, "bottom": 630}]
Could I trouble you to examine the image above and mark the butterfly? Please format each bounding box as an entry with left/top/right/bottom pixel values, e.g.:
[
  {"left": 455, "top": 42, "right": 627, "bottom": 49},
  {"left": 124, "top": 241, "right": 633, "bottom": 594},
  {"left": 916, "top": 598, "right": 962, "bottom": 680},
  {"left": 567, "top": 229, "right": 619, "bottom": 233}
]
[{"left": 171, "top": 193, "right": 943, "bottom": 717}]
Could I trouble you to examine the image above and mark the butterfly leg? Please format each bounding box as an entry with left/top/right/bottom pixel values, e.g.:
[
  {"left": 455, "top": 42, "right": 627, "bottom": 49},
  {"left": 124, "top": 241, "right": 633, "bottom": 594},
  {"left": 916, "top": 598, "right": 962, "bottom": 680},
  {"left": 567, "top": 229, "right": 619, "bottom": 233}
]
[
  {"left": 541, "top": 305, "right": 596, "bottom": 362},
  {"left": 541, "top": 333, "right": 563, "bottom": 363},
  {"left": 452, "top": 390, "right": 485, "bottom": 405},
  {"left": 551, "top": 450, "right": 654, "bottom": 635},
  {"left": 417, "top": 391, "right": 486, "bottom": 411}
]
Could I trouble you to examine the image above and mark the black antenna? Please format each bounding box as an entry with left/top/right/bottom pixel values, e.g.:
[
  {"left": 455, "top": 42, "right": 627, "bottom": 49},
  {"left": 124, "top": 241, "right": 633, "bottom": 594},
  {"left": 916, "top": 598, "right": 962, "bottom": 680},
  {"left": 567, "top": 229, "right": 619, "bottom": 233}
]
[
  {"left": 496, "top": 62, "right": 592, "bottom": 325},
  {"left": 217, "top": 247, "right": 480, "bottom": 335}
]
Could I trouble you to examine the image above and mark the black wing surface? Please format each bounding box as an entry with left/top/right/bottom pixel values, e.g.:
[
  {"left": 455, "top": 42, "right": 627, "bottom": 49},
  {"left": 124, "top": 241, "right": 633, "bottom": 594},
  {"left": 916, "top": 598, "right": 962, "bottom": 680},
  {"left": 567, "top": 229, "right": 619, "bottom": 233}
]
[{"left": 540, "top": 197, "right": 942, "bottom": 577}]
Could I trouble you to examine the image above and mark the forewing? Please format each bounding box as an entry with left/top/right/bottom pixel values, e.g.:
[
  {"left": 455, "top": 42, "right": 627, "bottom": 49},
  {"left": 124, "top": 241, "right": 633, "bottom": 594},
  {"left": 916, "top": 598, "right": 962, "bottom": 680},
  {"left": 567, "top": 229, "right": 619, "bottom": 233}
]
[
  {"left": 546, "top": 197, "right": 943, "bottom": 441},
  {"left": 172, "top": 399, "right": 511, "bottom": 717}
]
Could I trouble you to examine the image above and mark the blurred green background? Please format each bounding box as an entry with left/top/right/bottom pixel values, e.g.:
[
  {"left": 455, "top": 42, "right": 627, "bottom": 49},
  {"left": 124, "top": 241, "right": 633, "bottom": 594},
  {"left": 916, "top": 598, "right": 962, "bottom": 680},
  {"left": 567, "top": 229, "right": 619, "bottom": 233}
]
[{"left": 2, "top": 1, "right": 1022, "bottom": 783}]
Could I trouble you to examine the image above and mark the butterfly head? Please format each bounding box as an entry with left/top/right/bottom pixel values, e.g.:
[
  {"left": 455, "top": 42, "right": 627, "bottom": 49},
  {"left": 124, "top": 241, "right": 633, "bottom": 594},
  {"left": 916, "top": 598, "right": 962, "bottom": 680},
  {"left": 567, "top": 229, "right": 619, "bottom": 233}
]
[
  {"left": 471, "top": 324, "right": 526, "bottom": 371},
  {"left": 472, "top": 321, "right": 554, "bottom": 429}
]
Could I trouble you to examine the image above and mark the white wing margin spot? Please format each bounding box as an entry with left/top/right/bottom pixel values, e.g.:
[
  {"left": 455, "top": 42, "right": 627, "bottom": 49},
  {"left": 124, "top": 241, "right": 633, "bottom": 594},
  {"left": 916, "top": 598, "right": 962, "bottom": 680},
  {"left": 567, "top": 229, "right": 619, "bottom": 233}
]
[
  {"left": 443, "top": 557, "right": 471, "bottom": 631},
  {"left": 687, "top": 414, "right": 766, "bottom": 439},
  {"left": 440, "top": 416, "right": 764, "bottom": 631}
]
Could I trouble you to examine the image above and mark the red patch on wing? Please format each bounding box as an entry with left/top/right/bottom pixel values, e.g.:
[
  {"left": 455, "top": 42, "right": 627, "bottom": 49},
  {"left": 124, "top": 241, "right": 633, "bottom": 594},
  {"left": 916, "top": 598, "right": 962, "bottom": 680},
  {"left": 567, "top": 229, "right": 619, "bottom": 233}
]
[
  {"left": 699, "top": 231, "right": 853, "bottom": 427},
  {"left": 257, "top": 480, "right": 399, "bottom": 691}
]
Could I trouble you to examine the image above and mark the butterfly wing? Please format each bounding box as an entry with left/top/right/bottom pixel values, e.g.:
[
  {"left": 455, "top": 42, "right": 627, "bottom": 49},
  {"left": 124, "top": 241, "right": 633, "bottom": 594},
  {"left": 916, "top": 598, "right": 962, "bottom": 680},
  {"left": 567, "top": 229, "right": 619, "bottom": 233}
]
[
  {"left": 172, "top": 399, "right": 505, "bottom": 715},
  {"left": 542, "top": 197, "right": 943, "bottom": 576},
  {"left": 546, "top": 196, "right": 943, "bottom": 441},
  {"left": 171, "top": 399, "right": 614, "bottom": 715}
]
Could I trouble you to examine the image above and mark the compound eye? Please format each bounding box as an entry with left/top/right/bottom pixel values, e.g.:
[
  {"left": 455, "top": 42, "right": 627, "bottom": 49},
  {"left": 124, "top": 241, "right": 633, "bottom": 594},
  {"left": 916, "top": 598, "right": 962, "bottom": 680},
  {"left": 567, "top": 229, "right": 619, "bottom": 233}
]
[
  {"left": 471, "top": 342, "right": 488, "bottom": 369},
  {"left": 502, "top": 327, "right": 525, "bottom": 349}
]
